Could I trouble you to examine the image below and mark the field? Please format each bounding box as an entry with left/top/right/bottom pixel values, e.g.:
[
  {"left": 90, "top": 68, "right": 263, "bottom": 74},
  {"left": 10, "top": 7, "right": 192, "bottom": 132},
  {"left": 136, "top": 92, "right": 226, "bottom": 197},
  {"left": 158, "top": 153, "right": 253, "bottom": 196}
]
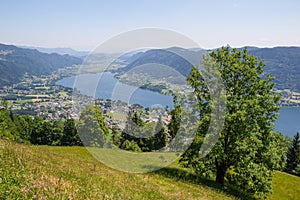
[
  {"left": 270, "top": 171, "right": 300, "bottom": 200},
  {"left": 0, "top": 139, "right": 299, "bottom": 200}
]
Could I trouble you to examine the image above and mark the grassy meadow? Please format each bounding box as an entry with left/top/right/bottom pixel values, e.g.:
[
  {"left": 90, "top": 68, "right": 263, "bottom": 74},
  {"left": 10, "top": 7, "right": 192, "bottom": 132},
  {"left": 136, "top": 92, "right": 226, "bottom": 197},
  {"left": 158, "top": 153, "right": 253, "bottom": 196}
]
[{"left": 0, "top": 139, "right": 299, "bottom": 200}]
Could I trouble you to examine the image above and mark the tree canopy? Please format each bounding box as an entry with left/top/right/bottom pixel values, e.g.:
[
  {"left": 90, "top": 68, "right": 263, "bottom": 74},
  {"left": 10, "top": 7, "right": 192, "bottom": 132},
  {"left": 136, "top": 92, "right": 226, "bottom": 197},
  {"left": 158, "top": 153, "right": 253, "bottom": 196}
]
[{"left": 181, "top": 46, "right": 287, "bottom": 198}]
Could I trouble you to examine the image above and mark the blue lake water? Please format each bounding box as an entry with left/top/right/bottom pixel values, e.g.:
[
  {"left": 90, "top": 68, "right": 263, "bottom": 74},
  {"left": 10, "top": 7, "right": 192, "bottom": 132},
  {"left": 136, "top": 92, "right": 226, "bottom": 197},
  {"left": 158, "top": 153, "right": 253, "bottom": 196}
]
[
  {"left": 56, "top": 72, "right": 174, "bottom": 108},
  {"left": 275, "top": 107, "right": 300, "bottom": 137},
  {"left": 56, "top": 72, "right": 300, "bottom": 137}
]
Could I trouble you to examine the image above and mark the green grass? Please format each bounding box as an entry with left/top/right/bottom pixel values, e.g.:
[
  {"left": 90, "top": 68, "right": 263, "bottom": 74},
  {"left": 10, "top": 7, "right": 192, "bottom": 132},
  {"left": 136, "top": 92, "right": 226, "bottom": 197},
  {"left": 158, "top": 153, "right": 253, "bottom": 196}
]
[
  {"left": 0, "top": 139, "right": 234, "bottom": 200},
  {"left": 88, "top": 147, "right": 179, "bottom": 173},
  {"left": 0, "top": 139, "right": 299, "bottom": 200},
  {"left": 270, "top": 171, "right": 300, "bottom": 200}
]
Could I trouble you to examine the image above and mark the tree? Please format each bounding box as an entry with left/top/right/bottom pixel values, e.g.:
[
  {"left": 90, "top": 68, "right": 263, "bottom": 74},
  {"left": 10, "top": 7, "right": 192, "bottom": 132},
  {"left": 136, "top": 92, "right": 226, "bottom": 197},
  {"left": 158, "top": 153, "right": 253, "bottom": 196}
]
[
  {"left": 153, "top": 116, "right": 167, "bottom": 150},
  {"left": 167, "top": 97, "right": 181, "bottom": 139},
  {"left": 16, "top": 115, "right": 33, "bottom": 143},
  {"left": 61, "top": 119, "right": 82, "bottom": 146},
  {"left": 42, "top": 120, "right": 55, "bottom": 145},
  {"left": 50, "top": 120, "right": 64, "bottom": 145},
  {"left": 94, "top": 105, "right": 109, "bottom": 135},
  {"left": 111, "top": 126, "right": 122, "bottom": 147},
  {"left": 77, "top": 105, "right": 108, "bottom": 147},
  {"left": 0, "top": 99, "right": 21, "bottom": 141},
  {"left": 0, "top": 102, "right": 13, "bottom": 140},
  {"left": 167, "top": 97, "right": 185, "bottom": 151},
  {"left": 30, "top": 116, "right": 45, "bottom": 145},
  {"left": 285, "top": 132, "right": 300, "bottom": 176},
  {"left": 124, "top": 110, "right": 133, "bottom": 134},
  {"left": 121, "top": 110, "right": 145, "bottom": 148},
  {"left": 121, "top": 139, "right": 142, "bottom": 152},
  {"left": 181, "top": 46, "right": 286, "bottom": 197}
]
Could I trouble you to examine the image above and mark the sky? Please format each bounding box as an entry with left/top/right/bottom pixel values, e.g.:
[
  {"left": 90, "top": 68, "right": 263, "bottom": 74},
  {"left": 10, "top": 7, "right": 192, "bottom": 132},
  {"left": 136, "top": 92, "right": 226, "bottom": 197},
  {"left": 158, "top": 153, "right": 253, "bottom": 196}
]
[{"left": 1, "top": 0, "right": 300, "bottom": 51}]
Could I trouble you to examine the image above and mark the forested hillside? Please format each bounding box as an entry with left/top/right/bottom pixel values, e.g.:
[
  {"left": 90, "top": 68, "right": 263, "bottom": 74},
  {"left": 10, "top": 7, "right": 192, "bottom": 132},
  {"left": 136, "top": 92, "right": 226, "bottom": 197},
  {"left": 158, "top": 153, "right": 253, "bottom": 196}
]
[
  {"left": 118, "top": 46, "right": 300, "bottom": 92},
  {"left": 249, "top": 47, "right": 300, "bottom": 91},
  {"left": 0, "top": 43, "right": 82, "bottom": 87}
]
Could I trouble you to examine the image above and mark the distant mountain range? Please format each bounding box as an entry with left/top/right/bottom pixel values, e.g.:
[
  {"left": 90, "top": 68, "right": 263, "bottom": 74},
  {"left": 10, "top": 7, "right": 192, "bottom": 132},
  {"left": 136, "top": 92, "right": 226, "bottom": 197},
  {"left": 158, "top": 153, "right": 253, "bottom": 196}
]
[
  {"left": 19, "top": 46, "right": 90, "bottom": 58},
  {"left": 1, "top": 43, "right": 300, "bottom": 92},
  {"left": 0, "top": 43, "right": 82, "bottom": 87},
  {"left": 118, "top": 46, "right": 300, "bottom": 92}
]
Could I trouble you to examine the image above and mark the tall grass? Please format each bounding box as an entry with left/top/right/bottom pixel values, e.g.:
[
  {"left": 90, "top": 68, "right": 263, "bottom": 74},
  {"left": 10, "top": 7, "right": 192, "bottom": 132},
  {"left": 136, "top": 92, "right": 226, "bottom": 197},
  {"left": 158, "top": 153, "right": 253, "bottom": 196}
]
[
  {"left": 1, "top": 139, "right": 299, "bottom": 199},
  {"left": 0, "top": 139, "right": 234, "bottom": 199},
  {"left": 270, "top": 171, "right": 300, "bottom": 200}
]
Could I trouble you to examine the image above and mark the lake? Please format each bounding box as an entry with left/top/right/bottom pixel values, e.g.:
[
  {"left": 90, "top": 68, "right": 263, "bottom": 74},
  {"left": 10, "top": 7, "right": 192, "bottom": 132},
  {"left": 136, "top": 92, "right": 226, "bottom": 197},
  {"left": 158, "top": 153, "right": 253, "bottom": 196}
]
[
  {"left": 56, "top": 72, "right": 174, "bottom": 108},
  {"left": 275, "top": 107, "right": 300, "bottom": 137},
  {"left": 56, "top": 72, "right": 300, "bottom": 137}
]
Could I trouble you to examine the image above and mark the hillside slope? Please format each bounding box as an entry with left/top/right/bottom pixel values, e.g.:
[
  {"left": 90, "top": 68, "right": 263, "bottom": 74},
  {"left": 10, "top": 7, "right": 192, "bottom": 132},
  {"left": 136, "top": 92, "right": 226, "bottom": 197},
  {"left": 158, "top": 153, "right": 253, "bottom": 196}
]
[
  {"left": 119, "top": 47, "right": 300, "bottom": 92},
  {"left": 118, "top": 47, "right": 204, "bottom": 77},
  {"left": 270, "top": 171, "right": 300, "bottom": 200},
  {"left": 249, "top": 47, "right": 300, "bottom": 92},
  {"left": 1, "top": 139, "right": 299, "bottom": 199},
  {"left": 0, "top": 43, "right": 82, "bottom": 87},
  {"left": 0, "top": 139, "right": 234, "bottom": 200}
]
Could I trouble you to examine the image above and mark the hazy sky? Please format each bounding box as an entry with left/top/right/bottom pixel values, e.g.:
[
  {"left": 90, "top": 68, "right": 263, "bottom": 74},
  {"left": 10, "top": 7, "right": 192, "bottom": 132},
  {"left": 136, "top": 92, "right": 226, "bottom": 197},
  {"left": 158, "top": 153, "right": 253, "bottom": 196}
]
[{"left": 1, "top": 0, "right": 299, "bottom": 51}]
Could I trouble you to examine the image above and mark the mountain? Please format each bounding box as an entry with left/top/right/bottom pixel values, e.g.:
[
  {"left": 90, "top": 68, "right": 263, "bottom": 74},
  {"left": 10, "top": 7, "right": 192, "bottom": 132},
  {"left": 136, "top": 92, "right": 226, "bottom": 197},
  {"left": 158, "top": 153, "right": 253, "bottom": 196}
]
[
  {"left": 117, "top": 49, "right": 147, "bottom": 64},
  {"left": 118, "top": 47, "right": 205, "bottom": 77},
  {"left": 2, "top": 44, "right": 300, "bottom": 92},
  {"left": 19, "top": 46, "right": 89, "bottom": 58},
  {"left": 0, "top": 43, "right": 82, "bottom": 87},
  {"left": 118, "top": 46, "right": 300, "bottom": 92},
  {"left": 248, "top": 47, "right": 300, "bottom": 91}
]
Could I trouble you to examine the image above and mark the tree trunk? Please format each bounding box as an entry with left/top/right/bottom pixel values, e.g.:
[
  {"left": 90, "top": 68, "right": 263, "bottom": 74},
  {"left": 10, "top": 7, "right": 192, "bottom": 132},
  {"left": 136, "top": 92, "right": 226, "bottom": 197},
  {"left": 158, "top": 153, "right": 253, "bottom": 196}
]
[{"left": 216, "top": 161, "right": 227, "bottom": 185}]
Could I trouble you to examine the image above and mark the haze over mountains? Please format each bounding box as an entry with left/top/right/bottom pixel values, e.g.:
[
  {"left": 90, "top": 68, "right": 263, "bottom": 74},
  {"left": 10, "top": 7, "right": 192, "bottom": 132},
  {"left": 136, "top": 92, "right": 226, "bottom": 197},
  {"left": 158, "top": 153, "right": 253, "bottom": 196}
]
[
  {"left": 1, "top": 43, "right": 300, "bottom": 92},
  {"left": 19, "top": 45, "right": 89, "bottom": 58}
]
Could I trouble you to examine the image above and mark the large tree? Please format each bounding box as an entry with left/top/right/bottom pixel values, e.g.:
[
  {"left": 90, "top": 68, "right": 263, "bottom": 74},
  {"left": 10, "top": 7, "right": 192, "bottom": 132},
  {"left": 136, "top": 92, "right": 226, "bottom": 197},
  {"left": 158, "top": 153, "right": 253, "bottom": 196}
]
[{"left": 181, "top": 46, "right": 287, "bottom": 197}]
